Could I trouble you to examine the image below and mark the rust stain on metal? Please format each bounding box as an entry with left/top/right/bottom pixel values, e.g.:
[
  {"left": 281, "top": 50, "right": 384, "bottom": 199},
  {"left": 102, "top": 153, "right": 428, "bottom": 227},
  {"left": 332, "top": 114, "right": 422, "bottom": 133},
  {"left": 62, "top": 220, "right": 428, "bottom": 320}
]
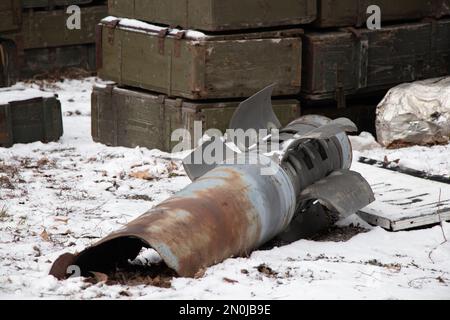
[{"left": 52, "top": 168, "right": 261, "bottom": 278}]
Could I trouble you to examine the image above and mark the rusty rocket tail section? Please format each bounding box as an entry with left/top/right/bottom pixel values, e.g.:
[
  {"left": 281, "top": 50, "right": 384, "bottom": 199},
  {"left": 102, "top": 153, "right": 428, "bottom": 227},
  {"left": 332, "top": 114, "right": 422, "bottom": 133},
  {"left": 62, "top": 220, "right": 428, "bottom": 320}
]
[
  {"left": 50, "top": 85, "right": 374, "bottom": 280},
  {"left": 51, "top": 155, "right": 296, "bottom": 278}
]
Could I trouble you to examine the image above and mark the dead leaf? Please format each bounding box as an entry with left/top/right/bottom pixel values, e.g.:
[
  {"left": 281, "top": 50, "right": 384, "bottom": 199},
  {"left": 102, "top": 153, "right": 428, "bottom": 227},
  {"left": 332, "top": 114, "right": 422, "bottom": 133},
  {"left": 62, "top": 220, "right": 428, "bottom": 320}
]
[
  {"left": 130, "top": 169, "right": 156, "bottom": 181},
  {"left": 40, "top": 229, "right": 51, "bottom": 242},
  {"left": 166, "top": 161, "right": 178, "bottom": 173},
  {"left": 0, "top": 176, "right": 14, "bottom": 189},
  {"left": 386, "top": 263, "right": 402, "bottom": 273},
  {"left": 256, "top": 264, "right": 278, "bottom": 278},
  {"left": 33, "top": 246, "right": 41, "bottom": 257},
  {"left": 223, "top": 277, "right": 238, "bottom": 284},
  {"left": 90, "top": 271, "right": 109, "bottom": 283},
  {"left": 194, "top": 268, "right": 206, "bottom": 279},
  {"left": 54, "top": 217, "right": 69, "bottom": 224},
  {"left": 119, "top": 290, "right": 132, "bottom": 297},
  {"left": 37, "top": 157, "right": 50, "bottom": 167}
]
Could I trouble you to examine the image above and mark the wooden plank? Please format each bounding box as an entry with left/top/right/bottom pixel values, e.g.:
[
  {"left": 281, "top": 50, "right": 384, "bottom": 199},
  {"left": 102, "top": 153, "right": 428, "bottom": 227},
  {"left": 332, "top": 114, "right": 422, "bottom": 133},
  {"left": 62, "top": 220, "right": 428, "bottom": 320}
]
[
  {"left": 353, "top": 162, "right": 450, "bottom": 231},
  {"left": 108, "top": 0, "right": 316, "bottom": 31}
]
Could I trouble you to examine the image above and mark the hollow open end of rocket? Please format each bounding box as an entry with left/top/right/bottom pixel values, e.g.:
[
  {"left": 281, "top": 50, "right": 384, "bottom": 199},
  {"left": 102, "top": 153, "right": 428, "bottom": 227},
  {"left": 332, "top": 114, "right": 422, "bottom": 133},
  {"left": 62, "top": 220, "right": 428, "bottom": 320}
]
[{"left": 49, "top": 236, "right": 179, "bottom": 280}]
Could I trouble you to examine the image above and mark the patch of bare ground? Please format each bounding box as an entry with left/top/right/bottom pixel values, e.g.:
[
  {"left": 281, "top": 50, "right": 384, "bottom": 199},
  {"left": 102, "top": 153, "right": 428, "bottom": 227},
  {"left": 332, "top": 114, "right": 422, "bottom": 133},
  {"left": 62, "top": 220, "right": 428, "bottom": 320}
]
[
  {"left": 85, "top": 262, "right": 176, "bottom": 288},
  {"left": 23, "top": 67, "right": 95, "bottom": 87},
  {"left": 256, "top": 264, "right": 278, "bottom": 278},
  {"left": 311, "top": 224, "right": 369, "bottom": 242},
  {"left": 387, "top": 139, "right": 449, "bottom": 149},
  {"left": 0, "top": 162, "right": 19, "bottom": 175}
]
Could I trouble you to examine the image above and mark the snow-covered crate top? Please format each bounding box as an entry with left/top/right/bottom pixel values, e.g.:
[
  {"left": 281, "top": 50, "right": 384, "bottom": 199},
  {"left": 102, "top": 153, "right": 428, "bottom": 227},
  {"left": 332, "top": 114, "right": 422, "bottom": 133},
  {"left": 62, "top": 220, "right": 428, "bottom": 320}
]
[
  {"left": 97, "top": 17, "right": 303, "bottom": 100},
  {"left": 107, "top": 0, "right": 316, "bottom": 31},
  {"left": 101, "top": 16, "right": 208, "bottom": 40},
  {"left": 376, "top": 77, "right": 450, "bottom": 147},
  {"left": 0, "top": 88, "right": 62, "bottom": 148},
  {"left": 0, "top": 87, "right": 56, "bottom": 105}
]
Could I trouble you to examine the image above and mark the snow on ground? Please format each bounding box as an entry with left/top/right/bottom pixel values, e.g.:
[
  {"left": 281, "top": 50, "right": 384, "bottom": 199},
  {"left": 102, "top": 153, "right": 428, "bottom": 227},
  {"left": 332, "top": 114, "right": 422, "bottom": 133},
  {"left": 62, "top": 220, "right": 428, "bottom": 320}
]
[
  {"left": 0, "top": 78, "right": 449, "bottom": 299},
  {"left": 350, "top": 132, "right": 450, "bottom": 177}
]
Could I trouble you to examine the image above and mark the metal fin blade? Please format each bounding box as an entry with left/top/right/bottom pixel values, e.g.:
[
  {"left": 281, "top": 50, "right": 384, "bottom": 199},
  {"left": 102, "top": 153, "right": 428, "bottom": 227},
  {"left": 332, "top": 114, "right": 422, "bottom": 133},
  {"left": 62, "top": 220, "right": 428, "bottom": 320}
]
[
  {"left": 299, "top": 170, "right": 375, "bottom": 218},
  {"left": 229, "top": 84, "right": 282, "bottom": 133},
  {"left": 294, "top": 118, "right": 357, "bottom": 140},
  {"left": 182, "top": 136, "right": 238, "bottom": 181}
]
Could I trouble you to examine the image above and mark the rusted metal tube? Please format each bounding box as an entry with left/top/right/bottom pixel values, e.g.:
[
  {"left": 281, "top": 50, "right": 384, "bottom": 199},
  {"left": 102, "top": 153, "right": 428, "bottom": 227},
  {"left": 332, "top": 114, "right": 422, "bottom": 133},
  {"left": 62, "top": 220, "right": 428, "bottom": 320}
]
[{"left": 51, "top": 154, "right": 295, "bottom": 278}]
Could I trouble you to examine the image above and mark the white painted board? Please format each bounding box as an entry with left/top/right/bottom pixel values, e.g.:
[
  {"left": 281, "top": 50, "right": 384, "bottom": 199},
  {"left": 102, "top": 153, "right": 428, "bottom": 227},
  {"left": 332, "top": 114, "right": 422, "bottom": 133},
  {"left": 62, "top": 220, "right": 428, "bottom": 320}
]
[{"left": 352, "top": 162, "right": 450, "bottom": 231}]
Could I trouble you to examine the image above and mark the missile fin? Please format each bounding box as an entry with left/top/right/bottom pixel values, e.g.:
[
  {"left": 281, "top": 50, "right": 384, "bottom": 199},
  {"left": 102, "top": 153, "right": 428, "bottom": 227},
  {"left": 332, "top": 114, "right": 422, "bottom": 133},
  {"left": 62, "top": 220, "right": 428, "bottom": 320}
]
[
  {"left": 294, "top": 118, "right": 357, "bottom": 141},
  {"left": 182, "top": 136, "right": 239, "bottom": 181},
  {"left": 229, "top": 84, "right": 281, "bottom": 150},
  {"left": 299, "top": 170, "right": 375, "bottom": 218}
]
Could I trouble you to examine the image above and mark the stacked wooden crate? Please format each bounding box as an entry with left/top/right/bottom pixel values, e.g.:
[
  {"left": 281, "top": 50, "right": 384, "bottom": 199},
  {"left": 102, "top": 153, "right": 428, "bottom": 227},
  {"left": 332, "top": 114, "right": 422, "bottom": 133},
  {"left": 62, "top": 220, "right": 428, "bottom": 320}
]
[
  {"left": 92, "top": 0, "right": 450, "bottom": 151},
  {"left": 304, "top": 0, "right": 450, "bottom": 107},
  {"left": 301, "top": 0, "right": 450, "bottom": 130},
  {"left": 92, "top": 0, "right": 314, "bottom": 151},
  {"left": 0, "top": 88, "right": 63, "bottom": 147},
  {"left": 0, "top": 0, "right": 107, "bottom": 86},
  {"left": 0, "top": 1, "right": 107, "bottom": 147}
]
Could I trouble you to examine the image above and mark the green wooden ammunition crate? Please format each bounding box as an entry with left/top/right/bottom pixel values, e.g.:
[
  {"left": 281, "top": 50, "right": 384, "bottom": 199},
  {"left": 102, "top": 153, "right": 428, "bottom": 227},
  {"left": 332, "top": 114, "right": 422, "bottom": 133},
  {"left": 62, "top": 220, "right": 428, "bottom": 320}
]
[
  {"left": 0, "top": 40, "right": 19, "bottom": 87},
  {"left": 1, "top": 42, "right": 96, "bottom": 81},
  {"left": 20, "top": 44, "right": 96, "bottom": 79},
  {"left": 4, "top": 5, "right": 107, "bottom": 49},
  {"left": 91, "top": 84, "right": 301, "bottom": 152},
  {"left": 302, "top": 19, "right": 450, "bottom": 102},
  {"left": 0, "top": 91, "right": 63, "bottom": 147},
  {"left": 22, "top": 0, "right": 94, "bottom": 9},
  {"left": 98, "top": 18, "right": 303, "bottom": 100},
  {"left": 315, "top": 0, "right": 450, "bottom": 28},
  {"left": 0, "top": 0, "right": 21, "bottom": 34},
  {"left": 108, "top": 0, "right": 316, "bottom": 31}
]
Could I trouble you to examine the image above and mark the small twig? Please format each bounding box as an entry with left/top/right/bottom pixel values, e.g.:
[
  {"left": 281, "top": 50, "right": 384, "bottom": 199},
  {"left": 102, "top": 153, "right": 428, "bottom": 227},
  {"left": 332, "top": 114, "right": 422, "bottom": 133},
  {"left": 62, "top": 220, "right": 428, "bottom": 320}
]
[
  {"left": 83, "top": 201, "right": 108, "bottom": 214},
  {"left": 357, "top": 271, "right": 382, "bottom": 282},
  {"left": 408, "top": 275, "right": 448, "bottom": 289},
  {"left": 437, "top": 189, "right": 448, "bottom": 242},
  {"left": 428, "top": 189, "right": 448, "bottom": 263}
]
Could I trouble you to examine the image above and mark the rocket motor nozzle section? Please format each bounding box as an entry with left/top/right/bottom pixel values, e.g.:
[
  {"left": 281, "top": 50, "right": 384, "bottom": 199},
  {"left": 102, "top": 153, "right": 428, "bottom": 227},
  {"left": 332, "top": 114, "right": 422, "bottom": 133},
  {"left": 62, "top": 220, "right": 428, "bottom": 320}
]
[{"left": 49, "top": 85, "right": 375, "bottom": 280}]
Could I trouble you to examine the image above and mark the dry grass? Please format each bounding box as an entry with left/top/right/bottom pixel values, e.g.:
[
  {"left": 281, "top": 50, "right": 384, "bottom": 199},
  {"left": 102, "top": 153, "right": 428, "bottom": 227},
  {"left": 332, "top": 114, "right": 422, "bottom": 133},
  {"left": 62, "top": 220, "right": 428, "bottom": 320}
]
[
  {"left": 85, "top": 263, "right": 176, "bottom": 288},
  {"left": 0, "top": 205, "right": 9, "bottom": 221}
]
